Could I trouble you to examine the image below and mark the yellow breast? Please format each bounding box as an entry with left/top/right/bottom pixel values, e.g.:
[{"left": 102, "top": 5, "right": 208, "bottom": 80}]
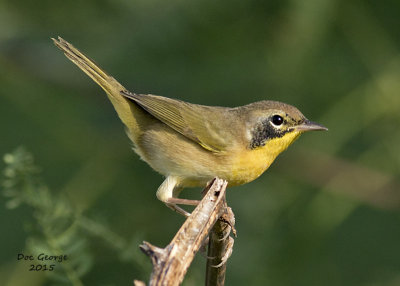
[{"left": 228, "top": 131, "right": 301, "bottom": 186}]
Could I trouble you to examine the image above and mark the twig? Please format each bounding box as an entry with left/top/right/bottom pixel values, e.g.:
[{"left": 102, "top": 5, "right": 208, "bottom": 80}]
[
  {"left": 136, "top": 178, "right": 229, "bottom": 286},
  {"left": 205, "top": 203, "right": 236, "bottom": 286}
]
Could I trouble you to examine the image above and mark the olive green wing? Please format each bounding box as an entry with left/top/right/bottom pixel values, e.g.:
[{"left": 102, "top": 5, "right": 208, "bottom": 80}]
[{"left": 121, "top": 91, "right": 235, "bottom": 152}]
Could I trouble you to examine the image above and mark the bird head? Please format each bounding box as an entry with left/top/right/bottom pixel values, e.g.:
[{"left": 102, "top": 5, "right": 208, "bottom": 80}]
[{"left": 243, "top": 101, "right": 327, "bottom": 151}]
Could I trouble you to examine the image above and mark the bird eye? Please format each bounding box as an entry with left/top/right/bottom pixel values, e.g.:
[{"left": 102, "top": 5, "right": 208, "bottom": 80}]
[{"left": 271, "top": 115, "right": 283, "bottom": 126}]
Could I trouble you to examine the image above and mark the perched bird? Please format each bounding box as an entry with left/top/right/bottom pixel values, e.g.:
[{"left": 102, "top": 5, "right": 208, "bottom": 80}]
[{"left": 53, "top": 37, "right": 327, "bottom": 216}]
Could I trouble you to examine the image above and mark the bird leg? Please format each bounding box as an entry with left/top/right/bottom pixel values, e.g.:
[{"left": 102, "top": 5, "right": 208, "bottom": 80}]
[
  {"left": 166, "top": 198, "right": 200, "bottom": 206},
  {"left": 157, "top": 176, "right": 200, "bottom": 217}
]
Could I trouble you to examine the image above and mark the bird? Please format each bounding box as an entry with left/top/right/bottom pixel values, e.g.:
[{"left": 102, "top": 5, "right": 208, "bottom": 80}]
[{"left": 53, "top": 37, "right": 327, "bottom": 216}]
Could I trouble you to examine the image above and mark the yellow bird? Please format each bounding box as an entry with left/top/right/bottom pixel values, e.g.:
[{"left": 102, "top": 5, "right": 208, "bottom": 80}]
[{"left": 53, "top": 37, "right": 327, "bottom": 216}]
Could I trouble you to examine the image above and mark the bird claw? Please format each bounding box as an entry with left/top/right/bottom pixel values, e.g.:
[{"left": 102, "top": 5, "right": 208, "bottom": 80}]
[{"left": 210, "top": 236, "right": 234, "bottom": 268}]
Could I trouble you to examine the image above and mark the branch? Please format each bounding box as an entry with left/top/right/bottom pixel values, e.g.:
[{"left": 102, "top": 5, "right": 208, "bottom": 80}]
[
  {"left": 136, "top": 178, "right": 230, "bottom": 286},
  {"left": 205, "top": 204, "right": 236, "bottom": 286}
]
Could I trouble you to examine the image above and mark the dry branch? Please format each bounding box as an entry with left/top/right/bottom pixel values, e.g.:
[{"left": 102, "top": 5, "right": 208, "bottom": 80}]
[
  {"left": 135, "top": 178, "right": 232, "bottom": 286},
  {"left": 205, "top": 204, "right": 235, "bottom": 286}
]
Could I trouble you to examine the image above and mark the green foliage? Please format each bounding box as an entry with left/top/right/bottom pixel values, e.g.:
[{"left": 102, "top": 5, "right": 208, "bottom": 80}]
[
  {"left": 2, "top": 147, "right": 91, "bottom": 285},
  {"left": 2, "top": 148, "right": 149, "bottom": 285}
]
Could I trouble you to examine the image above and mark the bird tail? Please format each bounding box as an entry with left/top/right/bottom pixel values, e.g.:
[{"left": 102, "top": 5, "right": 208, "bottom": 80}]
[{"left": 52, "top": 37, "right": 146, "bottom": 142}]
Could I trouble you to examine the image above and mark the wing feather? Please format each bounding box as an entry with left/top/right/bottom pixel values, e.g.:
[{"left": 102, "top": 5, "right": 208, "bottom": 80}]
[{"left": 121, "top": 91, "right": 236, "bottom": 152}]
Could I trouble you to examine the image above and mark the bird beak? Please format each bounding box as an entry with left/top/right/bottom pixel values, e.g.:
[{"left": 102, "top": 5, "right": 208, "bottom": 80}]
[{"left": 295, "top": 120, "right": 328, "bottom": 132}]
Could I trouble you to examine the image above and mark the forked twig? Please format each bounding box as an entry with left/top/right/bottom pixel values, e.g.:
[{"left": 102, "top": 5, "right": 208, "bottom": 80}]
[{"left": 135, "top": 178, "right": 233, "bottom": 286}]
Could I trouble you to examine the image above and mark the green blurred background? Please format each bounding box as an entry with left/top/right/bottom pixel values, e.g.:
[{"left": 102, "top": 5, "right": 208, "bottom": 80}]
[{"left": 1, "top": 0, "right": 400, "bottom": 285}]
